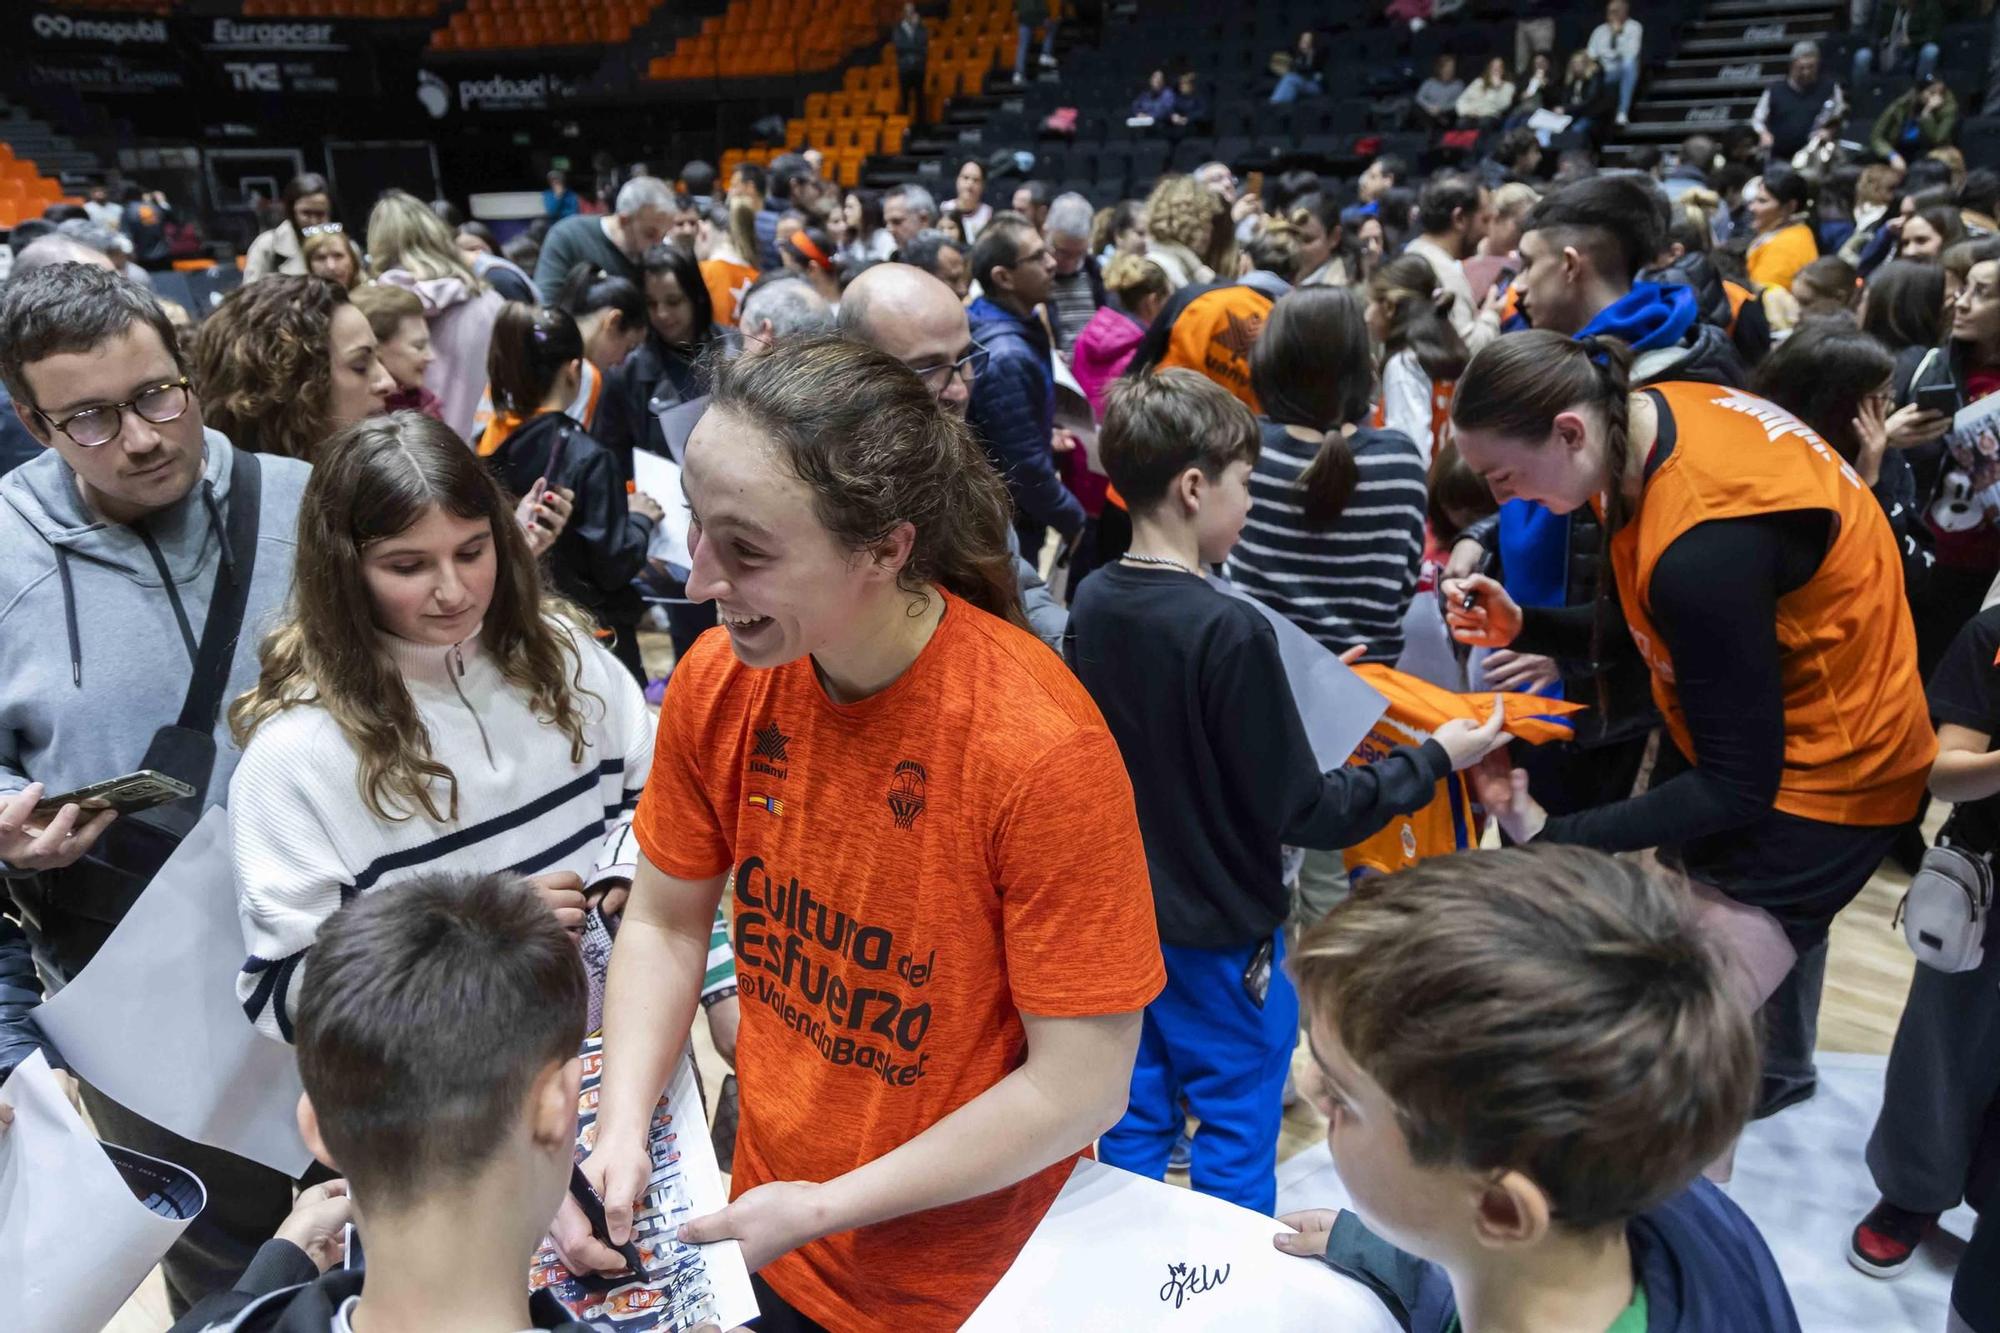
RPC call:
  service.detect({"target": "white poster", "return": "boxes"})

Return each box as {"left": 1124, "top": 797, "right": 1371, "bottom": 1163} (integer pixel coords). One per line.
{"left": 35, "top": 806, "right": 312, "bottom": 1176}
{"left": 964, "top": 1159, "right": 1401, "bottom": 1332}
{"left": 633, "top": 447, "right": 695, "bottom": 578}
{"left": 0, "top": 1050, "right": 206, "bottom": 1333}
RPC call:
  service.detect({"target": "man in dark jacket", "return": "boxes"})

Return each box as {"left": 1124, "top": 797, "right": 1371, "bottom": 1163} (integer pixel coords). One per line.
{"left": 966, "top": 215, "right": 1083, "bottom": 556}
{"left": 893, "top": 2, "right": 928, "bottom": 125}
{"left": 1752, "top": 41, "right": 1846, "bottom": 162}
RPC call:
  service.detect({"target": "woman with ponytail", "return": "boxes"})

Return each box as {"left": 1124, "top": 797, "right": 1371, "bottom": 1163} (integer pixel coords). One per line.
{"left": 1226, "top": 286, "right": 1426, "bottom": 662}
{"left": 1442, "top": 329, "right": 1934, "bottom": 1096}
{"left": 1366, "top": 252, "right": 1470, "bottom": 465}
{"left": 556, "top": 336, "right": 1167, "bottom": 1330}
{"left": 481, "top": 302, "right": 664, "bottom": 683}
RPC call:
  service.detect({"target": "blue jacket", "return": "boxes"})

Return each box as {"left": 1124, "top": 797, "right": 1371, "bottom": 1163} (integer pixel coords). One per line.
{"left": 1320, "top": 1178, "right": 1801, "bottom": 1333}
{"left": 966, "top": 296, "right": 1084, "bottom": 540}
{"left": 541, "top": 187, "right": 579, "bottom": 222}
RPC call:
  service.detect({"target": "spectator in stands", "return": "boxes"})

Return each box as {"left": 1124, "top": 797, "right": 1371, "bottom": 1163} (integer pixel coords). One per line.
{"left": 884, "top": 182, "right": 940, "bottom": 254}
{"left": 1100, "top": 198, "right": 1148, "bottom": 263}
{"left": 1586, "top": 0, "right": 1644, "bottom": 127}
{"left": 1044, "top": 192, "right": 1105, "bottom": 354}
{"left": 1753, "top": 40, "right": 1846, "bottom": 163}
{"left": 1872, "top": 77, "right": 1958, "bottom": 173}
{"left": 1012, "top": 180, "right": 1054, "bottom": 232}
{"left": 531, "top": 175, "right": 675, "bottom": 304}
{"left": 1287, "top": 193, "right": 1350, "bottom": 287}
{"left": 946, "top": 158, "right": 994, "bottom": 243}
{"left": 1456, "top": 57, "right": 1517, "bottom": 130}
{"left": 367, "top": 190, "right": 505, "bottom": 443}
{"left": 1746, "top": 164, "right": 1821, "bottom": 291}
{"left": 1144, "top": 174, "right": 1216, "bottom": 289}
{"left": 1366, "top": 253, "right": 1470, "bottom": 464}
{"left": 1342, "top": 153, "right": 1407, "bottom": 228}
{"left": 837, "top": 188, "right": 895, "bottom": 265}
{"left": 1415, "top": 53, "right": 1465, "bottom": 128}
{"left": 1505, "top": 49, "right": 1557, "bottom": 128}
{"left": 245, "top": 172, "right": 334, "bottom": 282}
{"left": 1466, "top": 180, "right": 1541, "bottom": 298}
{"left": 700, "top": 196, "right": 763, "bottom": 326}
{"left": 1553, "top": 50, "right": 1614, "bottom": 143}
{"left": 1132, "top": 68, "right": 1177, "bottom": 121}
{"left": 778, "top": 225, "right": 842, "bottom": 304}
{"left": 83, "top": 183, "right": 122, "bottom": 233}
{"left": 299, "top": 228, "right": 360, "bottom": 293}
{"left": 120, "top": 187, "right": 173, "bottom": 270}
{"left": 895, "top": 2, "right": 929, "bottom": 124}
{"left": 1407, "top": 173, "right": 1498, "bottom": 350}
{"left": 1899, "top": 203, "right": 1964, "bottom": 261}
{"left": 543, "top": 168, "right": 579, "bottom": 222}
{"left": 755, "top": 154, "right": 812, "bottom": 267}
{"left": 905, "top": 229, "right": 972, "bottom": 300}
{"left": 194, "top": 277, "right": 393, "bottom": 464}
{"left": 1479, "top": 128, "right": 1544, "bottom": 188}
{"left": 1014, "top": 0, "right": 1057, "bottom": 83}
{"left": 1853, "top": 0, "right": 1943, "bottom": 85}
{"left": 680, "top": 159, "right": 716, "bottom": 203}
{"left": 1169, "top": 71, "right": 1211, "bottom": 133}
{"left": 1271, "top": 29, "right": 1326, "bottom": 103}
{"left": 597, "top": 243, "right": 719, "bottom": 474}
{"left": 1789, "top": 255, "right": 1862, "bottom": 321}
{"left": 967, "top": 215, "right": 1080, "bottom": 554}
{"left": 349, "top": 285, "right": 442, "bottom": 422}
{"left": 1664, "top": 133, "right": 1717, "bottom": 202}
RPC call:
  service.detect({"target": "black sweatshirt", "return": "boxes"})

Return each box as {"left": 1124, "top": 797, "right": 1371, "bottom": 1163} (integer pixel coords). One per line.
{"left": 1067, "top": 564, "right": 1449, "bottom": 949}
{"left": 1520, "top": 507, "right": 1829, "bottom": 852}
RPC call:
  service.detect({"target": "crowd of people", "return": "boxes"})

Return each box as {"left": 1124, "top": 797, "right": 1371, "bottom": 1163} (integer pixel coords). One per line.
{"left": 0, "top": 2, "right": 1998, "bottom": 1331}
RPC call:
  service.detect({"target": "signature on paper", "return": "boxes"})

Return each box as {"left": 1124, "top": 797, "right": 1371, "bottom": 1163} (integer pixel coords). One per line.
{"left": 1159, "top": 1261, "right": 1231, "bottom": 1308}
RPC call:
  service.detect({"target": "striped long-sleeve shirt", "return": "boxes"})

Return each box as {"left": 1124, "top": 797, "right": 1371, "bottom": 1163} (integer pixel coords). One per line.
{"left": 1226, "top": 421, "right": 1428, "bottom": 662}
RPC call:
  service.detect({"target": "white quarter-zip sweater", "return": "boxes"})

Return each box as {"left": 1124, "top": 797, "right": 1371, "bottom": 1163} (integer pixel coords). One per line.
{"left": 233, "top": 622, "right": 652, "bottom": 1041}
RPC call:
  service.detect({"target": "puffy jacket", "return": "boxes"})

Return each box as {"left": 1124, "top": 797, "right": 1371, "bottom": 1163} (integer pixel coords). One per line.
{"left": 1641, "top": 252, "right": 1732, "bottom": 334}
{"left": 967, "top": 295, "right": 1083, "bottom": 539}
{"left": 0, "top": 912, "right": 48, "bottom": 1078}
{"left": 1070, "top": 305, "right": 1146, "bottom": 415}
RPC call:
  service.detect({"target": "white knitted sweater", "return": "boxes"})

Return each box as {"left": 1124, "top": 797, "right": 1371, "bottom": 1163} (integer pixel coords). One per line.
{"left": 232, "top": 623, "right": 652, "bottom": 1040}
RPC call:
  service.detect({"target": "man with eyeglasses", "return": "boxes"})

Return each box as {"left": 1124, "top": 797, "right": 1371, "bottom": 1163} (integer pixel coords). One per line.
{"left": 0, "top": 261, "right": 308, "bottom": 1315}
{"left": 963, "top": 214, "right": 1083, "bottom": 562}
{"left": 839, "top": 261, "right": 1067, "bottom": 646}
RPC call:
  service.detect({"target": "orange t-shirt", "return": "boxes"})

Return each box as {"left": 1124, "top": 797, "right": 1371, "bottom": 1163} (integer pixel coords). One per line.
{"left": 1612, "top": 383, "right": 1935, "bottom": 826}
{"left": 700, "top": 257, "right": 760, "bottom": 327}
{"left": 1157, "top": 285, "right": 1272, "bottom": 411}
{"left": 632, "top": 591, "right": 1165, "bottom": 1330}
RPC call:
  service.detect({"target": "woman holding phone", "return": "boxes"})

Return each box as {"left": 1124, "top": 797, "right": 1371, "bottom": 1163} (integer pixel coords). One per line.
{"left": 1441, "top": 330, "right": 1933, "bottom": 1096}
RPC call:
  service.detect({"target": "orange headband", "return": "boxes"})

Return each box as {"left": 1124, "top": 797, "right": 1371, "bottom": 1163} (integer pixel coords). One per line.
{"left": 790, "top": 231, "right": 833, "bottom": 270}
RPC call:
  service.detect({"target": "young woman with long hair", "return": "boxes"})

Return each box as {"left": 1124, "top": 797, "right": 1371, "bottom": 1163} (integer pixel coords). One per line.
{"left": 244, "top": 172, "right": 333, "bottom": 281}
{"left": 479, "top": 303, "right": 664, "bottom": 684}
{"left": 598, "top": 242, "right": 722, "bottom": 477}
{"left": 554, "top": 263, "right": 649, "bottom": 379}
{"left": 228, "top": 412, "right": 732, "bottom": 1050}
{"left": 554, "top": 336, "right": 1165, "bottom": 1330}
{"left": 1226, "top": 285, "right": 1426, "bottom": 662}
{"left": 699, "top": 196, "right": 763, "bottom": 328}
{"left": 1443, "top": 330, "right": 1934, "bottom": 1114}
{"left": 1365, "top": 252, "right": 1471, "bottom": 464}
{"left": 193, "top": 275, "right": 393, "bottom": 464}
{"left": 365, "top": 189, "right": 505, "bottom": 441}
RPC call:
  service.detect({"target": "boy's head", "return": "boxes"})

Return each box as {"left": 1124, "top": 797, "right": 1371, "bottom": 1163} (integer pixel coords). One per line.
{"left": 295, "top": 872, "right": 586, "bottom": 1224}
{"left": 1292, "top": 845, "right": 1755, "bottom": 1262}
{"left": 1099, "top": 368, "right": 1259, "bottom": 564}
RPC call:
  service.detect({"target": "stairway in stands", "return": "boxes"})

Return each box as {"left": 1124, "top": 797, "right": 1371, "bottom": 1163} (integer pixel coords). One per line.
{"left": 1608, "top": 0, "right": 1843, "bottom": 161}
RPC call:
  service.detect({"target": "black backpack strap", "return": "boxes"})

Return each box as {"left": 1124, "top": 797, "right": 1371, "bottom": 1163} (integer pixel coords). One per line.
{"left": 176, "top": 448, "right": 261, "bottom": 734}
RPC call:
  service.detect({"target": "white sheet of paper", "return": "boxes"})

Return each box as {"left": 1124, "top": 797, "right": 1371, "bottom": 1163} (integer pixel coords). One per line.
{"left": 0, "top": 1050, "right": 206, "bottom": 1333}
{"left": 1210, "top": 577, "right": 1388, "bottom": 770}
{"left": 35, "top": 807, "right": 311, "bottom": 1176}
{"left": 964, "top": 1159, "right": 1401, "bottom": 1332}
{"left": 632, "top": 447, "right": 694, "bottom": 576}
{"left": 663, "top": 1050, "right": 758, "bottom": 1326}
{"left": 1050, "top": 354, "right": 1106, "bottom": 478}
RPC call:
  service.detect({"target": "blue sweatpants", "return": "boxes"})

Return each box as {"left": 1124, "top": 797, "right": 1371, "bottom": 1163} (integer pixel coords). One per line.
{"left": 1099, "top": 931, "right": 1297, "bottom": 1214}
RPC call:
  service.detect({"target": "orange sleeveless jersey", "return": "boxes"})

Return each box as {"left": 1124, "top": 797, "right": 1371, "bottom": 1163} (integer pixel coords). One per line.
{"left": 1611, "top": 383, "right": 1935, "bottom": 826}
{"left": 701, "top": 257, "right": 760, "bottom": 327}
{"left": 1341, "top": 665, "right": 1585, "bottom": 878}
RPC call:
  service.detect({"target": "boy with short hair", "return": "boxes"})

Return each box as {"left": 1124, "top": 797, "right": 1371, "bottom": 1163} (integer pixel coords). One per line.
{"left": 1066, "top": 368, "right": 1509, "bottom": 1212}
{"left": 170, "top": 871, "right": 599, "bottom": 1332}
{"left": 1275, "top": 845, "right": 1801, "bottom": 1332}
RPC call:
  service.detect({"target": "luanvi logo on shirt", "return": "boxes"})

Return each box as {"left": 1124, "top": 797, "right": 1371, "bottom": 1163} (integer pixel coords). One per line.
{"left": 887, "top": 759, "right": 927, "bottom": 829}
{"left": 750, "top": 722, "right": 790, "bottom": 780}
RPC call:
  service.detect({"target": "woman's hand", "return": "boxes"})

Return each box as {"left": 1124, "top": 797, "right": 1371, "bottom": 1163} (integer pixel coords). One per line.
{"left": 1441, "top": 573, "right": 1523, "bottom": 647}
{"left": 678, "top": 1179, "right": 830, "bottom": 1273}
{"left": 1853, "top": 394, "right": 1890, "bottom": 486}
{"left": 1273, "top": 1209, "right": 1339, "bottom": 1259}
{"left": 1481, "top": 649, "right": 1560, "bottom": 693}
{"left": 275, "top": 1180, "right": 354, "bottom": 1274}
{"left": 1469, "top": 752, "right": 1549, "bottom": 843}
{"left": 1884, "top": 403, "right": 1951, "bottom": 450}
{"left": 1431, "top": 696, "right": 1514, "bottom": 771}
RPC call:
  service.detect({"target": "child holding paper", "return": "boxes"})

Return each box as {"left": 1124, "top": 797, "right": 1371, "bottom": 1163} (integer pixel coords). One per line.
{"left": 1064, "top": 368, "right": 1513, "bottom": 1213}
{"left": 1275, "top": 845, "right": 1801, "bottom": 1332}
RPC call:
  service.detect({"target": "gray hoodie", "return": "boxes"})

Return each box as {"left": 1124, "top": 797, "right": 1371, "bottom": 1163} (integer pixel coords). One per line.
{"left": 0, "top": 428, "right": 308, "bottom": 843}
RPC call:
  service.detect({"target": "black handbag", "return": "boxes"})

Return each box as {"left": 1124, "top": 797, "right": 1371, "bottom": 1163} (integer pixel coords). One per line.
{"left": 15, "top": 451, "right": 262, "bottom": 968}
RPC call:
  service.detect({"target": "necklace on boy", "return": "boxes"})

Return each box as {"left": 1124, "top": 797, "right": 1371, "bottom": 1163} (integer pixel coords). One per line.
{"left": 1121, "top": 552, "right": 1202, "bottom": 577}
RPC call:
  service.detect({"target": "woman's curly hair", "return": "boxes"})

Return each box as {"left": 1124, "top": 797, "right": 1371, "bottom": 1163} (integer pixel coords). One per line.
{"left": 193, "top": 274, "right": 346, "bottom": 464}
{"left": 1144, "top": 173, "right": 1216, "bottom": 256}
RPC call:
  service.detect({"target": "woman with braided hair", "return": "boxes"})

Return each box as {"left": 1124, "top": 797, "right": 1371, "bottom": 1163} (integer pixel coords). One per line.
{"left": 1441, "top": 328, "right": 1934, "bottom": 1110}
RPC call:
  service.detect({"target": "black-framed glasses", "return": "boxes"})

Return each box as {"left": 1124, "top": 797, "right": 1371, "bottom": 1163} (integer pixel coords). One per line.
{"left": 910, "top": 341, "right": 990, "bottom": 395}
{"left": 35, "top": 378, "right": 193, "bottom": 448}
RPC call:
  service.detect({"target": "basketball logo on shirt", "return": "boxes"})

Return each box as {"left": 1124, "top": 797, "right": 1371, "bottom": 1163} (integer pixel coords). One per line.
{"left": 750, "top": 722, "right": 791, "bottom": 780}
{"left": 887, "top": 760, "right": 927, "bottom": 829}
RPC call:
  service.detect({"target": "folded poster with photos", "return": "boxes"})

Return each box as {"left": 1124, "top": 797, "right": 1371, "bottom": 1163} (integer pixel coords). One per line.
{"left": 0, "top": 1050, "right": 208, "bottom": 1333}
{"left": 529, "top": 1036, "right": 758, "bottom": 1331}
